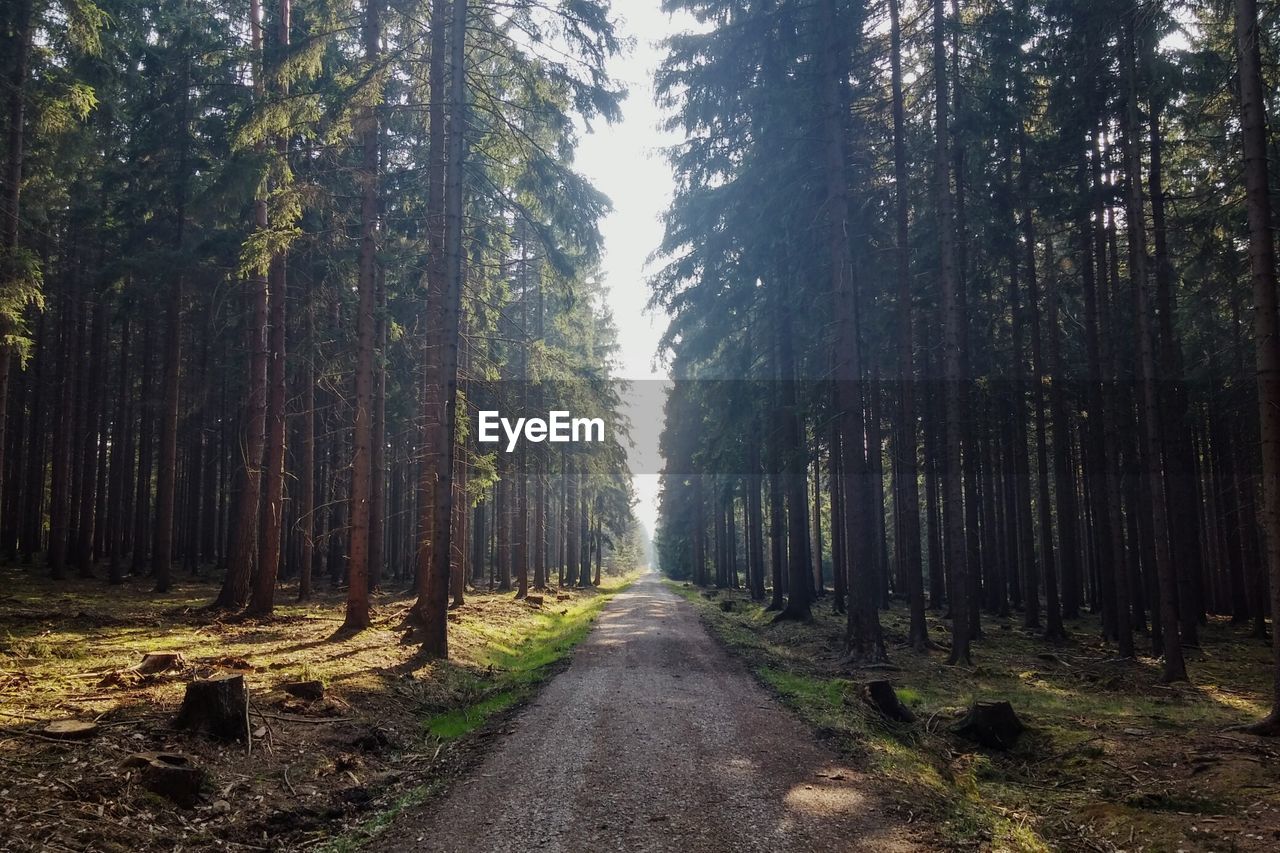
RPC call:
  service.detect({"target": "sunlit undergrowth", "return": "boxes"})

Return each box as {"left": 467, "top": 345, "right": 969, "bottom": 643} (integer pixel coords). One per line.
{"left": 423, "top": 580, "right": 630, "bottom": 740}
{"left": 668, "top": 580, "right": 1280, "bottom": 852}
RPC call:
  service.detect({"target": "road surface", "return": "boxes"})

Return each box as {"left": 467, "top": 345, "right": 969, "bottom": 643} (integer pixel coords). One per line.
{"left": 387, "top": 573, "right": 919, "bottom": 852}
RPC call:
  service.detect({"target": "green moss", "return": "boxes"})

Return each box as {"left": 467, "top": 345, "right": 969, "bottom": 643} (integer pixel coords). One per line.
{"left": 426, "top": 689, "right": 522, "bottom": 739}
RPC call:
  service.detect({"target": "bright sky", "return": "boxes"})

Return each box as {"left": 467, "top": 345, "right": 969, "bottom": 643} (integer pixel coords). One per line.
{"left": 574, "top": 1, "right": 692, "bottom": 539}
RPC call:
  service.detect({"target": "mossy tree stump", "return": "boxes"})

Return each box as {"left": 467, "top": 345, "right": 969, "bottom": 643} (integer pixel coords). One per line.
{"left": 859, "top": 680, "right": 916, "bottom": 723}
{"left": 952, "top": 700, "right": 1024, "bottom": 749}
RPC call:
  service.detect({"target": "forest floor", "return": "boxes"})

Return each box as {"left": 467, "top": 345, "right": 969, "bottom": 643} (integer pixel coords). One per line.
{"left": 0, "top": 565, "right": 634, "bottom": 852}
{"left": 670, "top": 582, "right": 1280, "bottom": 852}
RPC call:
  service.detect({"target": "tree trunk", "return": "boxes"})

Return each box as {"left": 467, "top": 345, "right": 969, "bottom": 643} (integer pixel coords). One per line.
{"left": 1121, "top": 14, "right": 1184, "bottom": 682}
{"left": 1146, "top": 57, "right": 1202, "bottom": 648}
{"left": 75, "top": 300, "right": 106, "bottom": 578}
{"left": 216, "top": 0, "right": 270, "bottom": 611}
{"left": 933, "top": 0, "right": 970, "bottom": 665}
{"left": 815, "top": 0, "right": 877, "bottom": 650}
{"left": 889, "top": 0, "right": 926, "bottom": 651}
{"left": 344, "top": 0, "right": 379, "bottom": 632}
{"left": 1017, "top": 124, "right": 1064, "bottom": 641}
{"left": 298, "top": 270, "right": 315, "bottom": 600}
{"left": 414, "top": 0, "right": 467, "bottom": 656}
{"left": 1237, "top": 0, "right": 1280, "bottom": 731}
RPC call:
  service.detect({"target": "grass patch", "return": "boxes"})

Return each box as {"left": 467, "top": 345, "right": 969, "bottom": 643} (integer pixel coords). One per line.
{"left": 426, "top": 689, "right": 523, "bottom": 739}
{"left": 421, "top": 574, "right": 633, "bottom": 740}
{"left": 666, "top": 579, "right": 1280, "bottom": 852}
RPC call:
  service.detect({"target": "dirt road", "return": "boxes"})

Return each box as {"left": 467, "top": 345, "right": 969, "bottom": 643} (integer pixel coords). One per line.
{"left": 387, "top": 573, "right": 919, "bottom": 852}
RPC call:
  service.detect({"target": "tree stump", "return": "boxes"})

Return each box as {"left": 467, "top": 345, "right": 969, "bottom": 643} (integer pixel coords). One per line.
{"left": 124, "top": 752, "right": 205, "bottom": 807}
{"left": 174, "top": 673, "right": 249, "bottom": 741}
{"left": 859, "top": 680, "right": 915, "bottom": 723}
{"left": 952, "top": 700, "right": 1024, "bottom": 749}
{"left": 42, "top": 719, "right": 99, "bottom": 740}
{"left": 134, "top": 652, "right": 185, "bottom": 675}
{"left": 282, "top": 680, "right": 324, "bottom": 701}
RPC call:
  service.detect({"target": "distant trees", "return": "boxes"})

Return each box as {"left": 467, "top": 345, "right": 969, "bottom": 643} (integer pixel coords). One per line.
{"left": 653, "top": 0, "right": 1280, "bottom": 718}
{"left": 0, "top": 0, "right": 638, "bottom": 657}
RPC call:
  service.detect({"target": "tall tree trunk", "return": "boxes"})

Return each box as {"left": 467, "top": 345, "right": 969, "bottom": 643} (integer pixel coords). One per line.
{"left": 827, "top": 421, "right": 846, "bottom": 612}
{"left": 249, "top": 0, "right": 291, "bottom": 616}
{"left": 1121, "top": 13, "right": 1184, "bottom": 682}
{"left": 774, "top": 277, "right": 812, "bottom": 622}
{"left": 345, "top": 0, "right": 379, "bottom": 632}
{"left": 131, "top": 314, "right": 156, "bottom": 575}
{"left": 811, "top": 448, "right": 824, "bottom": 595}
{"left": 370, "top": 265, "right": 387, "bottom": 592}
{"left": 298, "top": 270, "right": 315, "bottom": 600}
{"left": 816, "top": 0, "right": 879, "bottom": 652}
{"left": 567, "top": 454, "right": 581, "bottom": 586}
{"left": 1091, "top": 135, "right": 1134, "bottom": 657}
{"left": 216, "top": 0, "right": 270, "bottom": 610}
{"left": 1237, "top": 0, "right": 1280, "bottom": 731}
{"left": 889, "top": 0, "right": 927, "bottom": 651}
{"left": 49, "top": 286, "right": 81, "bottom": 579}
{"left": 515, "top": 230, "right": 530, "bottom": 598}
{"left": 108, "top": 318, "right": 131, "bottom": 583}
{"left": 1017, "top": 126, "right": 1064, "bottom": 641}
{"left": 153, "top": 31, "right": 192, "bottom": 593}
{"left": 1048, "top": 225, "right": 1082, "bottom": 620}
{"left": 75, "top": 300, "right": 105, "bottom": 578}
{"left": 415, "top": 0, "right": 468, "bottom": 655}
{"left": 933, "top": 0, "right": 970, "bottom": 665}
{"left": 1006, "top": 146, "right": 1038, "bottom": 632}
{"left": 1146, "top": 52, "right": 1202, "bottom": 648}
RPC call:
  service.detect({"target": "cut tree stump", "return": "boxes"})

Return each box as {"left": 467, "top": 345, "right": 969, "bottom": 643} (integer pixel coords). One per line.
{"left": 282, "top": 680, "right": 324, "bottom": 701}
{"left": 952, "top": 700, "right": 1024, "bottom": 749}
{"left": 42, "top": 719, "right": 99, "bottom": 740}
{"left": 124, "top": 752, "right": 205, "bottom": 807}
{"left": 134, "top": 652, "right": 185, "bottom": 675}
{"left": 859, "top": 680, "right": 915, "bottom": 723}
{"left": 174, "top": 673, "right": 249, "bottom": 741}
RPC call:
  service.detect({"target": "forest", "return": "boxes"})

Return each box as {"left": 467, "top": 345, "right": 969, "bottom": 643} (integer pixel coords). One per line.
{"left": 3, "top": 0, "right": 1280, "bottom": 850}
{"left": 649, "top": 0, "right": 1280, "bottom": 846}
{"left": 0, "top": 0, "right": 648, "bottom": 848}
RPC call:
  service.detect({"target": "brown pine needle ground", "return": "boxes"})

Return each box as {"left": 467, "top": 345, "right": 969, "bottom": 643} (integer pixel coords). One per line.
{"left": 0, "top": 566, "right": 635, "bottom": 852}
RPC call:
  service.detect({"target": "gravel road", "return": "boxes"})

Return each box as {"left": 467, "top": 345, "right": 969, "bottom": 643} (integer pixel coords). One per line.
{"left": 386, "top": 573, "right": 919, "bottom": 852}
